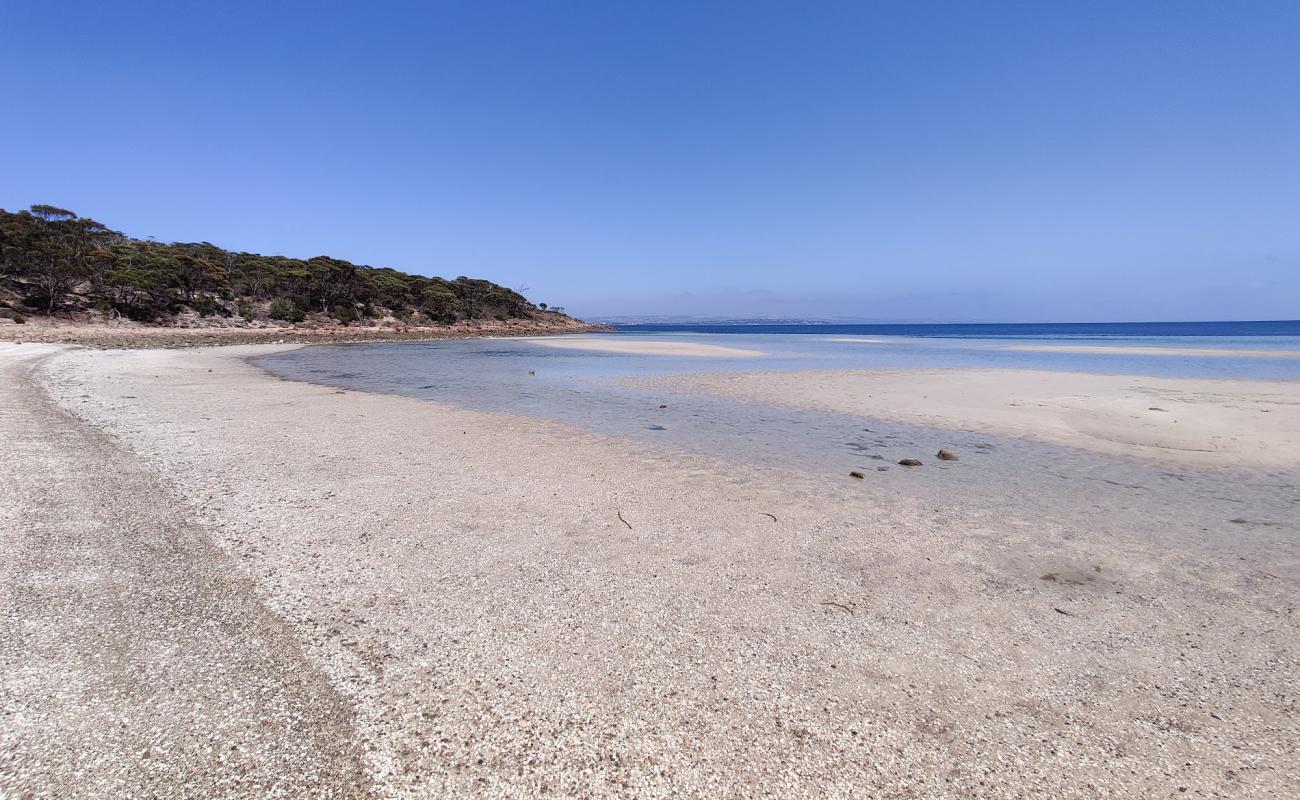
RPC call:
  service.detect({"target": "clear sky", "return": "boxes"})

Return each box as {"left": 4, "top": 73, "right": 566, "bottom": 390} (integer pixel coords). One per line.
{"left": 3, "top": 1, "right": 1298, "bottom": 322}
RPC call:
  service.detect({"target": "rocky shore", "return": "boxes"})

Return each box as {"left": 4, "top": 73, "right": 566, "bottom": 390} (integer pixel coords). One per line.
{"left": 0, "top": 317, "right": 610, "bottom": 349}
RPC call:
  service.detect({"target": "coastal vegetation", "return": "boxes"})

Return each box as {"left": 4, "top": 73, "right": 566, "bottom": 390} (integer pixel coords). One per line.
{"left": 0, "top": 204, "right": 560, "bottom": 326}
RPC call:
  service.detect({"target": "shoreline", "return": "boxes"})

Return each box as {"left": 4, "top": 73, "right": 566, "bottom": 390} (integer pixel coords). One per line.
{"left": 0, "top": 318, "right": 611, "bottom": 349}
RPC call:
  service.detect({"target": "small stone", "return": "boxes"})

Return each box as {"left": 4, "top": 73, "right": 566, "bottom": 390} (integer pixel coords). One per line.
{"left": 899, "top": 458, "right": 923, "bottom": 467}
{"left": 849, "top": 471, "right": 865, "bottom": 479}
{"left": 936, "top": 449, "right": 957, "bottom": 461}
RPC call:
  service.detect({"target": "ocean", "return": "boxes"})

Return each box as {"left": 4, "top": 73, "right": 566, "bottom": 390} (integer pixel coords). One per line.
{"left": 613, "top": 319, "right": 1300, "bottom": 339}
{"left": 256, "top": 320, "right": 1299, "bottom": 474}
{"left": 256, "top": 325, "right": 1298, "bottom": 555}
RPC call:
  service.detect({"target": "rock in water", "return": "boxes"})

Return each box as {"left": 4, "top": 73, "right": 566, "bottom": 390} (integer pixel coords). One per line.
{"left": 936, "top": 449, "right": 957, "bottom": 461}
{"left": 849, "top": 471, "right": 865, "bottom": 479}
{"left": 899, "top": 458, "right": 923, "bottom": 467}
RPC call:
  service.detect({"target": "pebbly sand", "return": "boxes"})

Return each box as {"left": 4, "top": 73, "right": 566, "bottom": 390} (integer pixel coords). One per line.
{"left": 628, "top": 368, "right": 1300, "bottom": 470}
{"left": 2, "top": 343, "right": 1298, "bottom": 798}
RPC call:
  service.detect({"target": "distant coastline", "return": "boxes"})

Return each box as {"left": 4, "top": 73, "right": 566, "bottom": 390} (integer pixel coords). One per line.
{"left": 608, "top": 319, "right": 1300, "bottom": 338}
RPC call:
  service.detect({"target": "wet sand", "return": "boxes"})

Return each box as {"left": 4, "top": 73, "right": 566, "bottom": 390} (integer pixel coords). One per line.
{"left": 527, "top": 337, "right": 767, "bottom": 357}
{"left": 629, "top": 368, "right": 1300, "bottom": 470}
{"left": 2, "top": 343, "right": 1298, "bottom": 798}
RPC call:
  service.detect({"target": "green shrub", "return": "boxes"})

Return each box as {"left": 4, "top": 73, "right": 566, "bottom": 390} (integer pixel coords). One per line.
{"left": 119, "top": 303, "right": 160, "bottom": 322}
{"left": 332, "top": 303, "right": 361, "bottom": 324}
{"left": 190, "top": 296, "right": 219, "bottom": 316}
{"left": 268, "top": 298, "right": 306, "bottom": 323}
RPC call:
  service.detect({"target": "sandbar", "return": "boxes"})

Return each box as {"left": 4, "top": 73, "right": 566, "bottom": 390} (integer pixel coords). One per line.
{"left": 528, "top": 337, "right": 766, "bottom": 357}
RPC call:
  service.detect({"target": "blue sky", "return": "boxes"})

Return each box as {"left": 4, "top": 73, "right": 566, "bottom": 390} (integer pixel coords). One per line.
{"left": 3, "top": 1, "right": 1298, "bottom": 321}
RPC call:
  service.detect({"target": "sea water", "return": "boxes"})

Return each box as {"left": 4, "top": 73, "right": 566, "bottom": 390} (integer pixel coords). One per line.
{"left": 256, "top": 324, "right": 1300, "bottom": 550}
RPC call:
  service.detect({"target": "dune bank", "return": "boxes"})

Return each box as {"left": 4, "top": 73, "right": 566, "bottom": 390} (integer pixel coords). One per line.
{"left": 2, "top": 344, "right": 1297, "bottom": 798}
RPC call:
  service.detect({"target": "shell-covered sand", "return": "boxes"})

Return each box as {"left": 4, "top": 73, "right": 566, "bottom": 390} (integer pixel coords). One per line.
{"left": 2, "top": 343, "right": 1297, "bottom": 798}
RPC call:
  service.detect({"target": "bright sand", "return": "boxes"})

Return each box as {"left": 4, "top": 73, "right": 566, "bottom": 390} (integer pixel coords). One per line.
{"left": 3, "top": 344, "right": 1297, "bottom": 798}
{"left": 629, "top": 367, "right": 1300, "bottom": 470}
{"left": 526, "top": 337, "right": 767, "bottom": 357}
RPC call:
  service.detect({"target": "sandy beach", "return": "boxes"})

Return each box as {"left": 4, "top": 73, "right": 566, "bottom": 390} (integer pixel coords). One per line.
{"left": 3, "top": 343, "right": 1298, "bottom": 798}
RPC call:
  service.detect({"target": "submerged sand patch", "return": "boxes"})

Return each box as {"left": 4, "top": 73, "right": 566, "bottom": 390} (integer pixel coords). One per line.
{"left": 628, "top": 367, "right": 1300, "bottom": 470}
{"left": 528, "top": 337, "right": 767, "bottom": 357}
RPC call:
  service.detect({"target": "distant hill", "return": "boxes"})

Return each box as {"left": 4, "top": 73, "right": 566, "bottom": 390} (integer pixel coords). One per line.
{"left": 0, "top": 204, "right": 575, "bottom": 327}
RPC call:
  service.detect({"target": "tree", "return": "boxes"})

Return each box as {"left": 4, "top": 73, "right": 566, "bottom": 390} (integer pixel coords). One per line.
{"left": 0, "top": 205, "right": 553, "bottom": 324}
{"left": 13, "top": 206, "right": 110, "bottom": 312}
{"left": 420, "top": 283, "right": 461, "bottom": 322}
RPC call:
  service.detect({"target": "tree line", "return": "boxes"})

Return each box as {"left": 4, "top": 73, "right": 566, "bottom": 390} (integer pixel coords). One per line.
{"left": 0, "top": 204, "right": 551, "bottom": 325}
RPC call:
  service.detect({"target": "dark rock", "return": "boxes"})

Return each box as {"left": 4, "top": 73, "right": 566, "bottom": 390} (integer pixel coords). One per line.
{"left": 849, "top": 471, "right": 865, "bottom": 479}
{"left": 899, "top": 458, "right": 923, "bottom": 467}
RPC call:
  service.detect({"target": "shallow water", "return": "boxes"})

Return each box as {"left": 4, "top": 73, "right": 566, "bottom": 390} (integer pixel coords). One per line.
{"left": 256, "top": 333, "right": 1300, "bottom": 559}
